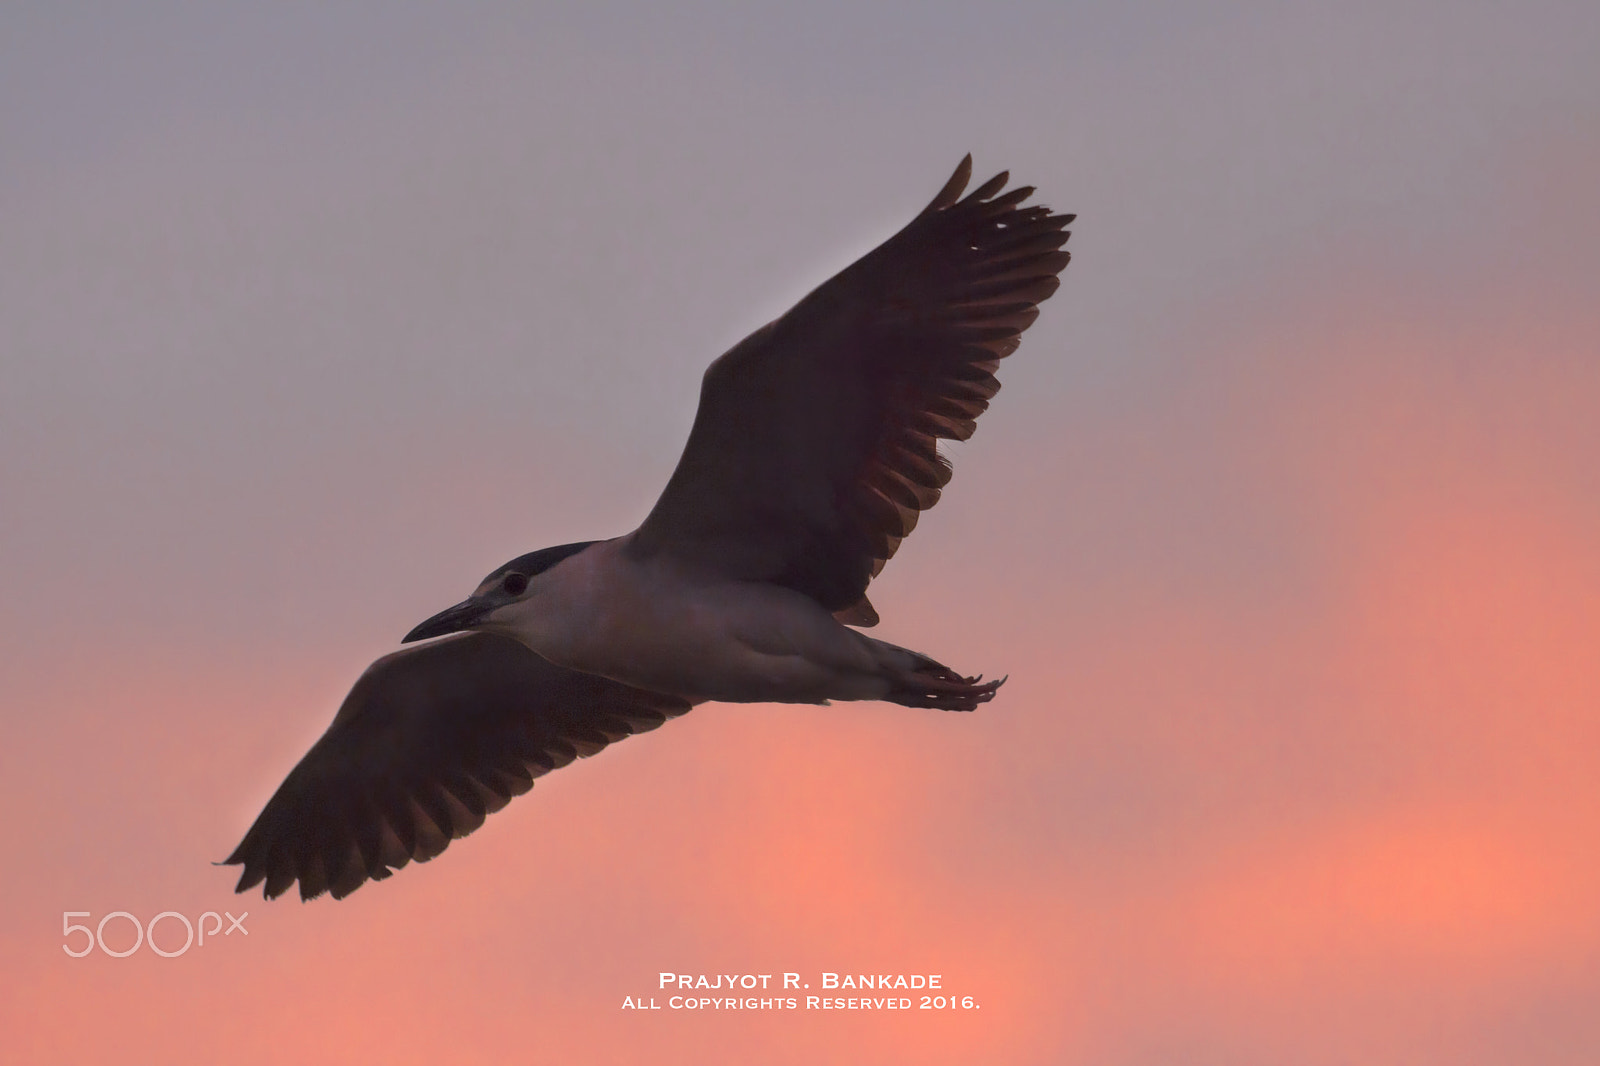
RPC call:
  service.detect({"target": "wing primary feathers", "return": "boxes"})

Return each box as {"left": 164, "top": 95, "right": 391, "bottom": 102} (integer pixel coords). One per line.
{"left": 916, "top": 155, "right": 974, "bottom": 217}
{"left": 630, "top": 156, "right": 1070, "bottom": 610}
{"left": 962, "top": 170, "right": 1010, "bottom": 203}
{"left": 224, "top": 633, "right": 694, "bottom": 901}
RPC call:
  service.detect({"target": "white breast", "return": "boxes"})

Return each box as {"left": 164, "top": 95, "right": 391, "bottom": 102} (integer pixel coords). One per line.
{"left": 487, "top": 536, "right": 890, "bottom": 704}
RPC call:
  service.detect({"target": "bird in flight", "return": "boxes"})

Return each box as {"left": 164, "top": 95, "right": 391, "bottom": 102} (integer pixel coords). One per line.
{"left": 226, "top": 156, "right": 1073, "bottom": 900}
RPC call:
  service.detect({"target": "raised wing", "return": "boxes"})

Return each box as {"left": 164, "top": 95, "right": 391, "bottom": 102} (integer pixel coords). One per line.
{"left": 629, "top": 156, "right": 1072, "bottom": 622}
{"left": 225, "top": 632, "right": 693, "bottom": 901}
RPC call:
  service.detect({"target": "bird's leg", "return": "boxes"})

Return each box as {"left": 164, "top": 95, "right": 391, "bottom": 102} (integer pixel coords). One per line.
{"left": 889, "top": 669, "right": 998, "bottom": 710}
{"left": 883, "top": 665, "right": 1005, "bottom": 712}
{"left": 859, "top": 637, "right": 1005, "bottom": 711}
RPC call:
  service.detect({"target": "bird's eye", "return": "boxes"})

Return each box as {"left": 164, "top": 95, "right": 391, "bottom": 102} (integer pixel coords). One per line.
{"left": 502, "top": 573, "right": 529, "bottom": 596}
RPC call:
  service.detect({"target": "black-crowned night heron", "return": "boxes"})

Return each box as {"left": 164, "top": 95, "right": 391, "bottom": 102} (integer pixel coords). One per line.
{"left": 226, "top": 156, "right": 1073, "bottom": 900}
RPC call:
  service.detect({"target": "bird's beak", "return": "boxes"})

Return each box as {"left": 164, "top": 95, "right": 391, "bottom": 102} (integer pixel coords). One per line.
{"left": 402, "top": 598, "right": 490, "bottom": 643}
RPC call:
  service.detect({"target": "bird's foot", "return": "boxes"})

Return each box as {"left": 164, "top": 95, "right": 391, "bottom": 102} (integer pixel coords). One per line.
{"left": 887, "top": 665, "right": 1006, "bottom": 712}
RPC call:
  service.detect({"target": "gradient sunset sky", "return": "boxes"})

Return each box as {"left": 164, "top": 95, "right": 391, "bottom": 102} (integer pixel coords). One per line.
{"left": 4, "top": 3, "right": 1599, "bottom": 1063}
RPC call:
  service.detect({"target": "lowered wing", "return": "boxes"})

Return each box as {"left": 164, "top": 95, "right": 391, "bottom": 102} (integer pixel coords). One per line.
{"left": 225, "top": 632, "right": 692, "bottom": 901}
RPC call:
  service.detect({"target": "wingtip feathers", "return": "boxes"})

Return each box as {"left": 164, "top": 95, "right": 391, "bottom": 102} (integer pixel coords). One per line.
{"left": 921, "top": 155, "right": 974, "bottom": 216}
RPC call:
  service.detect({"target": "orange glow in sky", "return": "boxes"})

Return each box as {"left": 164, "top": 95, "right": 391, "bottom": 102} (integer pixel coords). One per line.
{"left": 4, "top": 6, "right": 1599, "bottom": 1063}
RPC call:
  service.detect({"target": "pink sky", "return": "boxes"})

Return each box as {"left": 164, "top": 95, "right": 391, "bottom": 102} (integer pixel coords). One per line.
{"left": 4, "top": 4, "right": 1599, "bottom": 1063}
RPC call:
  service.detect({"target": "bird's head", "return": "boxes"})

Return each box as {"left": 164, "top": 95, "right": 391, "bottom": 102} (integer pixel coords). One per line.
{"left": 402, "top": 540, "right": 597, "bottom": 643}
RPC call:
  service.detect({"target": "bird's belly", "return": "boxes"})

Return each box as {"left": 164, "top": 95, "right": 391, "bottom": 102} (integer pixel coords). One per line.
{"left": 502, "top": 545, "right": 885, "bottom": 704}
